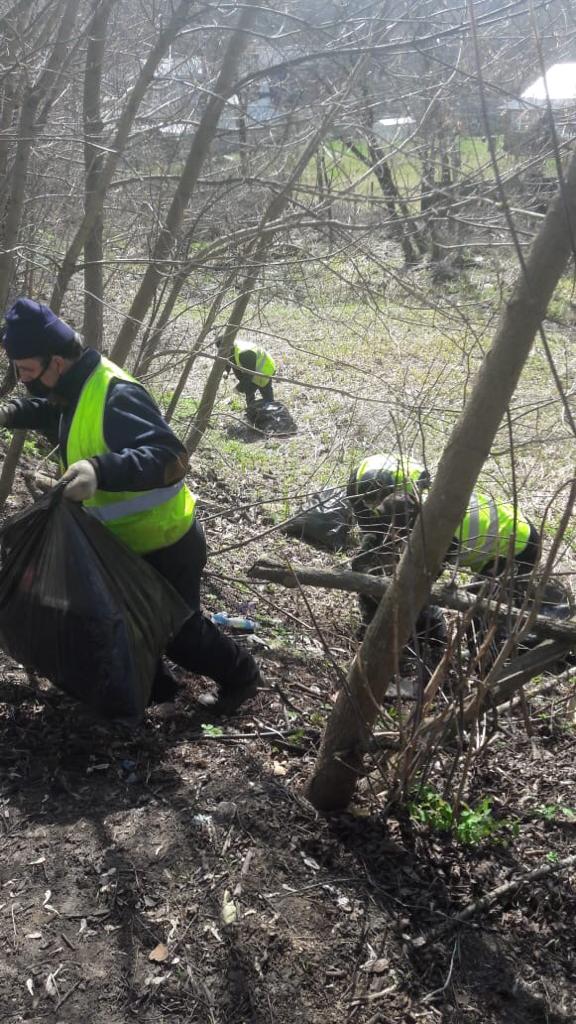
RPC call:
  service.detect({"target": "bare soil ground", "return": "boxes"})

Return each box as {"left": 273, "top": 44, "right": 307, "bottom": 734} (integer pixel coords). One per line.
{"left": 1, "top": 453, "right": 576, "bottom": 1024}
{"left": 1, "top": 284, "right": 576, "bottom": 1023}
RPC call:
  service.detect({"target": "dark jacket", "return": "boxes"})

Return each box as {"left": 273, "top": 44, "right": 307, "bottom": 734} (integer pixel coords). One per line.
{"left": 3, "top": 349, "right": 188, "bottom": 492}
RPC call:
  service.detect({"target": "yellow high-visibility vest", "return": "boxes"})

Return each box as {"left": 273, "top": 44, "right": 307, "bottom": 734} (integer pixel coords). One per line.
{"left": 352, "top": 454, "right": 427, "bottom": 507}
{"left": 66, "top": 356, "right": 196, "bottom": 554}
{"left": 233, "top": 339, "right": 276, "bottom": 388}
{"left": 452, "top": 491, "right": 531, "bottom": 572}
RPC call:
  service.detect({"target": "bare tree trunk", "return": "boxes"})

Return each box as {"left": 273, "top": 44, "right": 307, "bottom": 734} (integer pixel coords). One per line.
{"left": 306, "top": 150, "right": 576, "bottom": 812}
{"left": 0, "top": 0, "right": 38, "bottom": 32}
{"left": 50, "top": 0, "right": 195, "bottom": 314}
{"left": 133, "top": 216, "right": 230, "bottom": 376}
{"left": 0, "top": 430, "right": 26, "bottom": 509}
{"left": 342, "top": 138, "right": 423, "bottom": 263}
{"left": 237, "top": 97, "right": 249, "bottom": 177}
{"left": 82, "top": 0, "right": 115, "bottom": 349}
{"left": 316, "top": 150, "right": 334, "bottom": 245}
{"left": 110, "top": 4, "right": 258, "bottom": 368}
{"left": 0, "top": 0, "right": 81, "bottom": 311}
{"left": 0, "top": 18, "right": 23, "bottom": 189}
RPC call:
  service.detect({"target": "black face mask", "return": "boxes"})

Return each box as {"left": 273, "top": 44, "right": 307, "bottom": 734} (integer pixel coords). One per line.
{"left": 24, "top": 377, "right": 53, "bottom": 398}
{"left": 20, "top": 357, "right": 53, "bottom": 398}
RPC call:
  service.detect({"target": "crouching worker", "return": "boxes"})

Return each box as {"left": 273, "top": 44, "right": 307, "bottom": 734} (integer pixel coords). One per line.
{"left": 229, "top": 337, "right": 276, "bottom": 410}
{"left": 347, "top": 454, "right": 445, "bottom": 670}
{"left": 378, "top": 488, "right": 540, "bottom": 582}
{"left": 346, "top": 453, "right": 430, "bottom": 533}
{"left": 0, "top": 297, "right": 261, "bottom": 715}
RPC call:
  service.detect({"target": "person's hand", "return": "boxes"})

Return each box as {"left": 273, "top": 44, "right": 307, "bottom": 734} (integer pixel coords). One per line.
{"left": 61, "top": 459, "right": 98, "bottom": 502}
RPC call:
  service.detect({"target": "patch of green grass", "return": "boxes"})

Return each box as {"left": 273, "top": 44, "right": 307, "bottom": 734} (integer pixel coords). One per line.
{"left": 546, "top": 274, "right": 576, "bottom": 321}
{"left": 304, "top": 135, "right": 513, "bottom": 207}
{"left": 215, "top": 434, "right": 274, "bottom": 474}
{"left": 171, "top": 395, "right": 199, "bottom": 419}
{"left": 287, "top": 727, "right": 306, "bottom": 745}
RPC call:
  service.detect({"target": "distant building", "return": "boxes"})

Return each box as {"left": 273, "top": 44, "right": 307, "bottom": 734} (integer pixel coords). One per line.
{"left": 503, "top": 62, "right": 576, "bottom": 142}
{"left": 373, "top": 116, "right": 416, "bottom": 144}
{"left": 153, "top": 48, "right": 283, "bottom": 138}
{"left": 520, "top": 62, "right": 576, "bottom": 107}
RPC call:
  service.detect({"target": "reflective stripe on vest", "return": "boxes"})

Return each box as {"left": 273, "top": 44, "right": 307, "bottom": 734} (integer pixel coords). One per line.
{"left": 87, "top": 480, "right": 185, "bottom": 523}
{"left": 356, "top": 454, "right": 424, "bottom": 493}
{"left": 233, "top": 340, "right": 276, "bottom": 388}
{"left": 66, "top": 355, "right": 196, "bottom": 555}
{"left": 453, "top": 492, "right": 531, "bottom": 572}
{"left": 465, "top": 493, "right": 500, "bottom": 563}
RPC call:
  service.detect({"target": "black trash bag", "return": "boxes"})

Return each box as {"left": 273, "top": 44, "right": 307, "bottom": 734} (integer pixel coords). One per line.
{"left": 284, "top": 486, "right": 352, "bottom": 551}
{"left": 0, "top": 488, "right": 191, "bottom": 724}
{"left": 246, "top": 399, "right": 297, "bottom": 435}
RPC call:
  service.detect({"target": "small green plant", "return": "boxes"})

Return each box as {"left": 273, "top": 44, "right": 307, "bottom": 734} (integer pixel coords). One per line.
{"left": 546, "top": 851, "right": 560, "bottom": 864}
{"left": 309, "top": 711, "right": 326, "bottom": 728}
{"left": 457, "top": 798, "right": 519, "bottom": 845}
{"left": 409, "top": 786, "right": 518, "bottom": 846}
{"left": 201, "top": 723, "right": 224, "bottom": 737}
{"left": 287, "top": 728, "right": 306, "bottom": 745}
{"left": 409, "top": 786, "right": 454, "bottom": 833}
{"left": 534, "top": 804, "right": 576, "bottom": 822}
{"left": 23, "top": 438, "right": 41, "bottom": 456}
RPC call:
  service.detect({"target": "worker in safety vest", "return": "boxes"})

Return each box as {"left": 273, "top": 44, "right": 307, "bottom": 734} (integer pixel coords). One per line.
{"left": 0, "top": 298, "right": 261, "bottom": 715}
{"left": 230, "top": 337, "right": 276, "bottom": 409}
{"left": 378, "top": 488, "right": 540, "bottom": 578}
{"left": 347, "top": 453, "right": 430, "bottom": 533}
{"left": 347, "top": 453, "right": 444, "bottom": 666}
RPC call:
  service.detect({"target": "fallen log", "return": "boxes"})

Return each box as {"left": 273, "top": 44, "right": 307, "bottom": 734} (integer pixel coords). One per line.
{"left": 248, "top": 560, "right": 576, "bottom": 646}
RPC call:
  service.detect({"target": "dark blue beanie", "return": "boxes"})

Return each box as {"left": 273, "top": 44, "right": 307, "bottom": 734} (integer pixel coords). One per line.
{"left": 3, "top": 297, "right": 76, "bottom": 359}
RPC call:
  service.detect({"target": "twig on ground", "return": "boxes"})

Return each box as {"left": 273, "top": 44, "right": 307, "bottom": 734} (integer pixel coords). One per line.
{"left": 414, "top": 852, "right": 576, "bottom": 947}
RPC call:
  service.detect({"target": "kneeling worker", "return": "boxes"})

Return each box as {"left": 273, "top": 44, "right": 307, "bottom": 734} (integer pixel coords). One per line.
{"left": 346, "top": 453, "right": 445, "bottom": 666}
{"left": 0, "top": 297, "right": 261, "bottom": 715}
{"left": 230, "top": 336, "right": 276, "bottom": 410}
{"left": 347, "top": 453, "right": 430, "bottom": 534}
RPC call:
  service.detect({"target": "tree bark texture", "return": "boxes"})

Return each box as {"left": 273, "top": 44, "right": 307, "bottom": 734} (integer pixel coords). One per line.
{"left": 0, "top": 430, "right": 27, "bottom": 509}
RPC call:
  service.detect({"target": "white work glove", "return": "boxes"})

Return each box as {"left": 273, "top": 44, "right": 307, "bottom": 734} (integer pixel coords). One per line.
{"left": 61, "top": 459, "right": 98, "bottom": 502}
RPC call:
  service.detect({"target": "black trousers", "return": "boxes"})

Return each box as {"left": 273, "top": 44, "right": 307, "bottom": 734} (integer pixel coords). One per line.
{"left": 144, "top": 518, "right": 259, "bottom": 691}
{"left": 233, "top": 369, "right": 275, "bottom": 407}
{"left": 351, "top": 532, "right": 447, "bottom": 669}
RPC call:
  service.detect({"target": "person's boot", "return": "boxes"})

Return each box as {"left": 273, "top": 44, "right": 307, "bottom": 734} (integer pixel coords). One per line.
{"left": 149, "top": 660, "right": 181, "bottom": 705}
{"left": 196, "top": 671, "right": 260, "bottom": 716}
